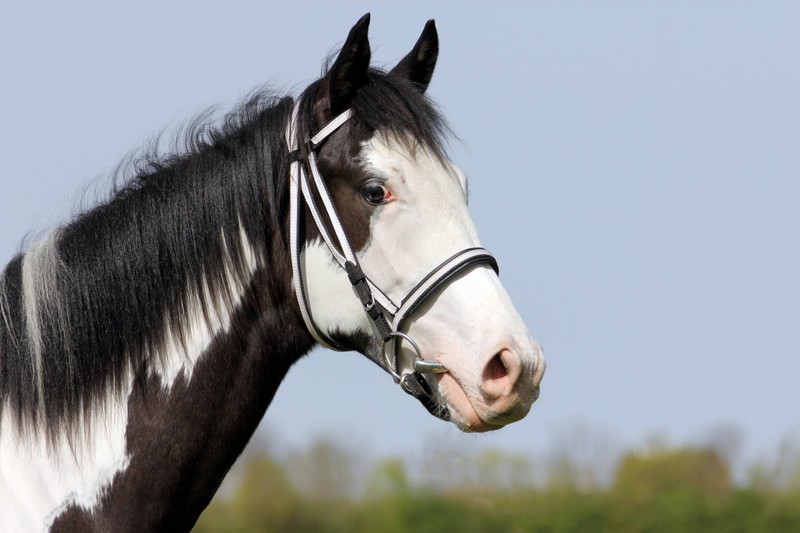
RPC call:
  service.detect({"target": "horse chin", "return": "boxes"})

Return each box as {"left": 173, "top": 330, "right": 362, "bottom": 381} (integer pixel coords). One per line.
{"left": 435, "top": 373, "right": 506, "bottom": 433}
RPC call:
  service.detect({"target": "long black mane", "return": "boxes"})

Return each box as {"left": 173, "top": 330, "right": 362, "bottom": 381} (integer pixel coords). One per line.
{"left": 0, "top": 90, "right": 294, "bottom": 439}
{"left": 0, "top": 69, "right": 448, "bottom": 440}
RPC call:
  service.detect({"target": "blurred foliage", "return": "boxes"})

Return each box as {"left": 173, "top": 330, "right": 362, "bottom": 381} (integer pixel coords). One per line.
{"left": 193, "top": 433, "right": 800, "bottom": 533}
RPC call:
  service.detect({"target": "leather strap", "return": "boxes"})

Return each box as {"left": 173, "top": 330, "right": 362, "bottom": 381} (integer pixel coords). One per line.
{"left": 285, "top": 101, "right": 500, "bottom": 418}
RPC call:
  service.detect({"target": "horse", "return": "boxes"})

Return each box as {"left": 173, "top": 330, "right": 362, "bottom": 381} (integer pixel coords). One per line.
{"left": 0, "top": 14, "right": 545, "bottom": 532}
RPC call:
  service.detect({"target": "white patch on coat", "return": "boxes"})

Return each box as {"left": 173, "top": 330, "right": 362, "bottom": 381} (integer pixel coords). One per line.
{"left": 302, "top": 239, "right": 372, "bottom": 341}
{"left": 148, "top": 224, "right": 260, "bottom": 388}
{"left": 0, "top": 389, "right": 131, "bottom": 532}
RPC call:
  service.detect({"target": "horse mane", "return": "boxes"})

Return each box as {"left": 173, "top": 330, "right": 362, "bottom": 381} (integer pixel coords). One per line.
{"left": 295, "top": 69, "right": 451, "bottom": 165}
{"left": 0, "top": 89, "right": 294, "bottom": 440}
{"left": 0, "top": 69, "right": 449, "bottom": 442}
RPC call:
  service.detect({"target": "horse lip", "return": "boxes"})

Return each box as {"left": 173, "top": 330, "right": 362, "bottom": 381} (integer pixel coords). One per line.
{"left": 436, "top": 368, "right": 539, "bottom": 431}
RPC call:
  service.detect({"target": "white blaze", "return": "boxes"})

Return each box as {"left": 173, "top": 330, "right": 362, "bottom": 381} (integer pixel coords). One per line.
{"left": 304, "top": 133, "right": 544, "bottom": 430}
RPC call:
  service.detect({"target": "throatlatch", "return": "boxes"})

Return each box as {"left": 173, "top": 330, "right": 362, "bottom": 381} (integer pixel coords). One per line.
{"left": 285, "top": 101, "right": 499, "bottom": 418}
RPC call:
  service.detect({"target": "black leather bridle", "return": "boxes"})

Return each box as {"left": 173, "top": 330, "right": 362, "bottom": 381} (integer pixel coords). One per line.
{"left": 286, "top": 103, "right": 499, "bottom": 417}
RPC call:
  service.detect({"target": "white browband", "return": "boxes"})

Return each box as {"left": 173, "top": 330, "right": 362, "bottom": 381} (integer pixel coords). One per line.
{"left": 285, "top": 101, "right": 498, "bottom": 413}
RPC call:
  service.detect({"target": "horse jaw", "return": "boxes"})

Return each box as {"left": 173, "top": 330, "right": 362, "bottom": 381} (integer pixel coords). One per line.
{"left": 302, "top": 132, "right": 545, "bottom": 430}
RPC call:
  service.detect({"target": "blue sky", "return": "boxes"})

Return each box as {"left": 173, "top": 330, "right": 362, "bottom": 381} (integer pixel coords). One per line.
{"left": 2, "top": 2, "right": 798, "bottom": 467}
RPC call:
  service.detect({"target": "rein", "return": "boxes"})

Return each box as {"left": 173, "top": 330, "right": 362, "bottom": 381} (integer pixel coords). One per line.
{"left": 286, "top": 102, "right": 499, "bottom": 417}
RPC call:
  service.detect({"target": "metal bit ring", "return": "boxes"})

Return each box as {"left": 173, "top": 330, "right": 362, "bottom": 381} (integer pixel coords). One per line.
{"left": 382, "top": 331, "right": 448, "bottom": 382}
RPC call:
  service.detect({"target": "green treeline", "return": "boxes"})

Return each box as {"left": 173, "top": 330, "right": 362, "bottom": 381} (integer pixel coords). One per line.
{"left": 194, "top": 432, "right": 800, "bottom": 533}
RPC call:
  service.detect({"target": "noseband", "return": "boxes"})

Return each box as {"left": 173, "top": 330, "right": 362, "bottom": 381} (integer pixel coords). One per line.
{"left": 286, "top": 103, "right": 499, "bottom": 418}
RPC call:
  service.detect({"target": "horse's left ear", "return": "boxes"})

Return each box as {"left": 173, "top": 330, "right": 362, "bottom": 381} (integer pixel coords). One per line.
{"left": 315, "top": 13, "right": 372, "bottom": 124}
{"left": 389, "top": 19, "right": 439, "bottom": 93}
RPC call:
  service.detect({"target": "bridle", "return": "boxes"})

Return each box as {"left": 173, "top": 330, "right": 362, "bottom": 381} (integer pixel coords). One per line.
{"left": 286, "top": 102, "right": 499, "bottom": 418}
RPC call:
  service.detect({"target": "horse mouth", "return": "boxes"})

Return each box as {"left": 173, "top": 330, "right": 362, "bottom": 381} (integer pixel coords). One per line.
{"left": 435, "top": 373, "right": 509, "bottom": 433}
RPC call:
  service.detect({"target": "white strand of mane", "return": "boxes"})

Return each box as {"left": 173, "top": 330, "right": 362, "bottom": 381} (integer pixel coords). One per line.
{"left": 21, "top": 232, "right": 68, "bottom": 416}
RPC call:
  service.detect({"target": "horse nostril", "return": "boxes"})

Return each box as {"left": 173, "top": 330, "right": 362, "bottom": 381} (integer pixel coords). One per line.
{"left": 481, "top": 349, "right": 520, "bottom": 401}
{"left": 485, "top": 352, "right": 509, "bottom": 381}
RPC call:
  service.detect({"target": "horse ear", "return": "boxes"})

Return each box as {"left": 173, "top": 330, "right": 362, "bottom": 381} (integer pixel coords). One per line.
{"left": 389, "top": 19, "right": 438, "bottom": 93}
{"left": 315, "top": 13, "right": 371, "bottom": 124}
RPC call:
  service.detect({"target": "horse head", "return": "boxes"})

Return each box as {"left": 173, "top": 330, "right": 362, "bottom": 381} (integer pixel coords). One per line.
{"left": 290, "top": 14, "right": 545, "bottom": 432}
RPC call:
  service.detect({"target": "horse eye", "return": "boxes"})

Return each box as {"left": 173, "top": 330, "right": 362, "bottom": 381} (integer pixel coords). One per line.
{"left": 361, "top": 182, "right": 389, "bottom": 206}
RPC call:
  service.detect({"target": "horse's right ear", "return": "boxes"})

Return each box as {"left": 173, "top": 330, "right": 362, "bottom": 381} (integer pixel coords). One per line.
{"left": 389, "top": 19, "right": 438, "bottom": 93}
{"left": 314, "top": 13, "right": 371, "bottom": 126}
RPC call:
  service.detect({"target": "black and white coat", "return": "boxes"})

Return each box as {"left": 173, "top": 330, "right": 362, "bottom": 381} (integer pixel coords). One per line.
{"left": 0, "top": 15, "right": 544, "bottom": 532}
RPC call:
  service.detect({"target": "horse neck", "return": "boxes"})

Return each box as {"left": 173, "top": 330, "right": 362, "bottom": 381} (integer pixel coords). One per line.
{"left": 1, "top": 103, "right": 317, "bottom": 531}
{"left": 46, "top": 265, "right": 314, "bottom": 531}
{"left": 0, "top": 99, "right": 298, "bottom": 430}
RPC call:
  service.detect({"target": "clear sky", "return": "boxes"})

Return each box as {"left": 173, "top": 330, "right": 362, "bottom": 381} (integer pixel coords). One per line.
{"left": 1, "top": 2, "right": 798, "bottom": 468}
